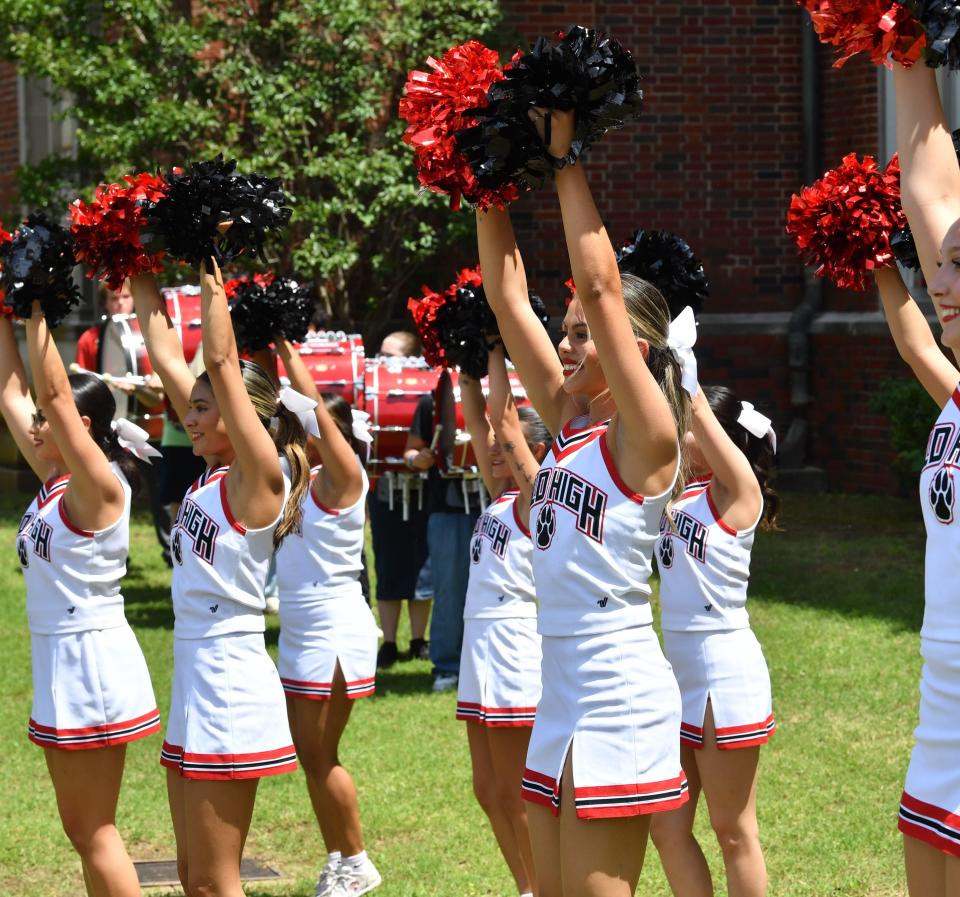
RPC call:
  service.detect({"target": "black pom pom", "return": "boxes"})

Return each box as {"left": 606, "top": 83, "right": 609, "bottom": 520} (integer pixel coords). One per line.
{"left": 0, "top": 213, "right": 82, "bottom": 328}
{"left": 615, "top": 230, "right": 709, "bottom": 319}
{"left": 230, "top": 276, "right": 314, "bottom": 352}
{"left": 457, "top": 26, "right": 643, "bottom": 192}
{"left": 436, "top": 272, "right": 497, "bottom": 379}
{"left": 143, "top": 155, "right": 292, "bottom": 268}
{"left": 910, "top": 1, "right": 960, "bottom": 69}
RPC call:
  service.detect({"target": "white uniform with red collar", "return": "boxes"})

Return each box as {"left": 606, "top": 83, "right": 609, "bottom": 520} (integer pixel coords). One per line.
{"left": 457, "top": 490, "right": 541, "bottom": 727}
{"left": 900, "top": 384, "right": 960, "bottom": 856}
{"left": 18, "top": 466, "right": 159, "bottom": 750}
{"left": 656, "top": 477, "right": 775, "bottom": 751}
{"left": 276, "top": 463, "right": 379, "bottom": 701}
{"left": 161, "top": 464, "right": 297, "bottom": 780}
{"left": 521, "top": 417, "right": 687, "bottom": 819}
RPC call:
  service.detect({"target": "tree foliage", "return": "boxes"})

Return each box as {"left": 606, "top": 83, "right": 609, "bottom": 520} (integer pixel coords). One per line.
{"left": 0, "top": 0, "right": 503, "bottom": 327}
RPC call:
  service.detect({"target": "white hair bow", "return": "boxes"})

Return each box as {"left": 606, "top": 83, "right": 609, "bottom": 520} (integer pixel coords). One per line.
{"left": 738, "top": 401, "right": 777, "bottom": 454}
{"left": 277, "top": 386, "right": 321, "bottom": 439}
{"left": 111, "top": 418, "right": 161, "bottom": 462}
{"left": 666, "top": 306, "right": 698, "bottom": 397}
{"left": 351, "top": 409, "right": 373, "bottom": 445}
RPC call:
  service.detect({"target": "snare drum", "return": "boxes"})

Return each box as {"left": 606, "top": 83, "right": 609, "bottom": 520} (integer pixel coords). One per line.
{"left": 275, "top": 331, "right": 365, "bottom": 405}
{"left": 434, "top": 367, "right": 529, "bottom": 476}
{"left": 364, "top": 356, "right": 440, "bottom": 472}
{"left": 99, "top": 314, "right": 164, "bottom": 439}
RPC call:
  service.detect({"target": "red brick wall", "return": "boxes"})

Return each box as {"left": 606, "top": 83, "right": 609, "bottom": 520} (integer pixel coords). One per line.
{"left": 0, "top": 63, "right": 18, "bottom": 223}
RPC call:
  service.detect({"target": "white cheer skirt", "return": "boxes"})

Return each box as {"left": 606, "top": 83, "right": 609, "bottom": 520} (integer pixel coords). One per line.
{"left": 899, "top": 638, "right": 960, "bottom": 858}
{"left": 161, "top": 632, "right": 297, "bottom": 780}
{"left": 278, "top": 591, "right": 378, "bottom": 700}
{"left": 662, "top": 628, "right": 775, "bottom": 750}
{"left": 29, "top": 624, "right": 159, "bottom": 751}
{"left": 522, "top": 625, "right": 687, "bottom": 819}
{"left": 456, "top": 617, "right": 541, "bottom": 727}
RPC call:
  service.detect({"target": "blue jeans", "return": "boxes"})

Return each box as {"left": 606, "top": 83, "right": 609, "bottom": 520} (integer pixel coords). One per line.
{"left": 427, "top": 510, "right": 479, "bottom": 676}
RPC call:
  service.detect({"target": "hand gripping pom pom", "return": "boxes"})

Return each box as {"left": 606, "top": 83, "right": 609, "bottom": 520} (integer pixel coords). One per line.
{"left": 229, "top": 275, "right": 314, "bottom": 352}
{"left": 457, "top": 26, "right": 644, "bottom": 192}
{"left": 399, "top": 41, "right": 521, "bottom": 211}
{"left": 799, "top": 1, "right": 925, "bottom": 68}
{"left": 786, "top": 152, "right": 905, "bottom": 291}
{"left": 70, "top": 173, "right": 168, "bottom": 290}
{"left": 909, "top": 0, "right": 960, "bottom": 68}
{"left": 0, "top": 214, "right": 82, "bottom": 327}
{"left": 616, "top": 230, "right": 709, "bottom": 320}
{"left": 0, "top": 227, "right": 12, "bottom": 317}
{"left": 436, "top": 266, "right": 497, "bottom": 379}
{"left": 142, "top": 155, "right": 292, "bottom": 267}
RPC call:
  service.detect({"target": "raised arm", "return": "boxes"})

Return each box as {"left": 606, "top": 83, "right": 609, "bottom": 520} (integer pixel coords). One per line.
{"left": 199, "top": 259, "right": 284, "bottom": 528}
{"left": 487, "top": 345, "right": 541, "bottom": 504}
{"left": 476, "top": 207, "right": 572, "bottom": 435}
{"left": 547, "top": 110, "right": 678, "bottom": 494}
{"left": 129, "top": 273, "right": 196, "bottom": 421}
{"left": 0, "top": 316, "right": 45, "bottom": 479}
{"left": 689, "top": 388, "right": 762, "bottom": 532}
{"left": 459, "top": 372, "right": 497, "bottom": 497}
{"left": 276, "top": 338, "right": 363, "bottom": 509}
{"left": 894, "top": 63, "right": 960, "bottom": 284}
{"left": 875, "top": 266, "right": 958, "bottom": 406}
{"left": 26, "top": 306, "right": 125, "bottom": 530}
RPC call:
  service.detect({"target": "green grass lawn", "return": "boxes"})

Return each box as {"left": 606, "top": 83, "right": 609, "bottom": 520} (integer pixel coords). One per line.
{"left": 0, "top": 490, "right": 924, "bottom": 897}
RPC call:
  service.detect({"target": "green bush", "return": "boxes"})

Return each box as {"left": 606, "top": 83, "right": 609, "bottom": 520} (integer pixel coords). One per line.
{"left": 871, "top": 377, "right": 939, "bottom": 482}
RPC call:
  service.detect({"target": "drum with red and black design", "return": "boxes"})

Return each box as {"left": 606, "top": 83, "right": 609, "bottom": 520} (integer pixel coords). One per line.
{"left": 277, "top": 331, "right": 365, "bottom": 406}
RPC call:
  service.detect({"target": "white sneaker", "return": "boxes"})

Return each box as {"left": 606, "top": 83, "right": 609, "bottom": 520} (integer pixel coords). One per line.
{"left": 432, "top": 673, "right": 458, "bottom": 693}
{"left": 314, "top": 859, "right": 341, "bottom": 897}
{"left": 330, "top": 860, "right": 382, "bottom": 896}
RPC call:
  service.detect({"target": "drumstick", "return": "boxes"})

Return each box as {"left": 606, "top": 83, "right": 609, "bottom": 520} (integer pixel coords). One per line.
{"left": 69, "top": 363, "right": 148, "bottom": 387}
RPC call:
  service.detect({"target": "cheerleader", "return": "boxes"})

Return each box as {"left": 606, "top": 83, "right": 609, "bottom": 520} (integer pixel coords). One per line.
{"left": 649, "top": 384, "right": 778, "bottom": 897}
{"left": 0, "top": 308, "right": 158, "bottom": 897}
{"left": 130, "top": 265, "right": 310, "bottom": 897}
{"left": 886, "top": 61, "right": 960, "bottom": 895}
{"left": 457, "top": 343, "right": 551, "bottom": 897}
{"left": 272, "top": 338, "right": 382, "bottom": 897}
{"left": 477, "top": 108, "right": 690, "bottom": 896}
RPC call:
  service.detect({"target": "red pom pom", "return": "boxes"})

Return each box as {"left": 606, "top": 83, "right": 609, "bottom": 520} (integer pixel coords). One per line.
{"left": 800, "top": 0, "right": 925, "bottom": 68}
{"left": 70, "top": 173, "right": 168, "bottom": 290}
{"left": 400, "top": 41, "right": 520, "bottom": 211}
{"left": 224, "top": 271, "right": 273, "bottom": 301}
{"left": 787, "top": 152, "right": 905, "bottom": 292}
{"left": 0, "top": 226, "right": 12, "bottom": 317}
{"left": 407, "top": 284, "right": 449, "bottom": 368}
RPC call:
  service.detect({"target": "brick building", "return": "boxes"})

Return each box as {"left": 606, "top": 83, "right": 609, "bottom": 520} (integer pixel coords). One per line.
{"left": 0, "top": 7, "right": 946, "bottom": 493}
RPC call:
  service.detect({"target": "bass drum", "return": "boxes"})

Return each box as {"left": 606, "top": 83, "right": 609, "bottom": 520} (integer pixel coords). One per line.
{"left": 276, "top": 331, "right": 365, "bottom": 405}
{"left": 364, "top": 356, "right": 439, "bottom": 472}
{"left": 434, "top": 367, "right": 529, "bottom": 476}
{"left": 98, "top": 314, "right": 164, "bottom": 440}
{"left": 161, "top": 285, "right": 203, "bottom": 365}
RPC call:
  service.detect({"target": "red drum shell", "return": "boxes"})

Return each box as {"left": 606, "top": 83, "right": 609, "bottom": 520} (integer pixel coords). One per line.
{"left": 161, "top": 286, "right": 203, "bottom": 365}
{"left": 276, "top": 332, "right": 365, "bottom": 406}
{"left": 433, "top": 368, "right": 529, "bottom": 476}
{"left": 364, "top": 357, "right": 439, "bottom": 472}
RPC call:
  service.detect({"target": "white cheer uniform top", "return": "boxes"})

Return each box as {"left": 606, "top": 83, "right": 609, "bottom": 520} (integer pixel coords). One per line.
{"left": 919, "top": 383, "right": 960, "bottom": 642}
{"left": 276, "top": 463, "right": 368, "bottom": 602}
{"left": 17, "top": 465, "right": 131, "bottom": 635}
{"left": 171, "top": 464, "right": 289, "bottom": 639}
{"left": 464, "top": 489, "right": 536, "bottom": 620}
{"left": 530, "top": 417, "right": 676, "bottom": 637}
{"left": 656, "top": 477, "right": 758, "bottom": 632}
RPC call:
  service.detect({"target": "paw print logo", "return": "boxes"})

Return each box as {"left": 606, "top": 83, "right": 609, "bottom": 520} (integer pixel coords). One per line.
{"left": 16, "top": 536, "right": 28, "bottom": 568}
{"left": 658, "top": 537, "right": 674, "bottom": 569}
{"left": 172, "top": 530, "right": 183, "bottom": 565}
{"left": 470, "top": 536, "right": 482, "bottom": 564}
{"left": 930, "top": 466, "right": 955, "bottom": 524}
{"left": 535, "top": 504, "right": 556, "bottom": 550}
